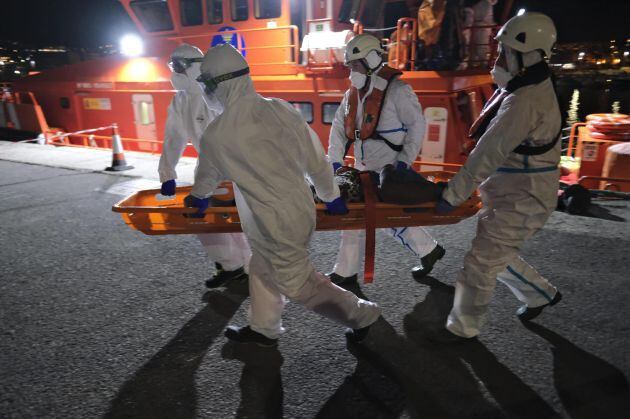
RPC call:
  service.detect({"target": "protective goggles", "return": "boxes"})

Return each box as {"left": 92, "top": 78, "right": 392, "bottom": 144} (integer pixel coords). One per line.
{"left": 196, "top": 67, "right": 250, "bottom": 93}
{"left": 168, "top": 57, "right": 203, "bottom": 74}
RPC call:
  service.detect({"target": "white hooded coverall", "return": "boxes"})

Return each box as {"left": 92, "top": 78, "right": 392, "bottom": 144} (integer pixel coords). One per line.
{"left": 192, "top": 44, "right": 381, "bottom": 338}
{"left": 328, "top": 70, "right": 438, "bottom": 278}
{"left": 158, "top": 52, "right": 250, "bottom": 272}
{"left": 442, "top": 74, "right": 561, "bottom": 338}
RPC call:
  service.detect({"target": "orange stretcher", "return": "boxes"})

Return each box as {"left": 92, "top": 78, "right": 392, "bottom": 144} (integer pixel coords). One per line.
{"left": 112, "top": 171, "right": 481, "bottom": 282}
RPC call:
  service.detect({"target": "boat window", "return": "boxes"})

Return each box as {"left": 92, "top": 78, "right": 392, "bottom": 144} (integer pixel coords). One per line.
{"left": 360, "top": 0, "right": 382, "bottom": 27}
{"left": 207, "top": 0, "right": 223, "bottom": 23}
{"left": 231, "top": 0, "right": 248, "bottom": 21}
{"left": 338, "top": 0, "right": 361, "bottom": 24}
{"left": 59, "top": 97, "right": 70, "bottom": 109}
{"left": 255, "top": 0, "right": 281, "bottom": 19}
{"left": 130, "top": 0, "right": 175, "bottom": 32}
{"left": 180, "top": 0, "right": 203, "bottom": 26}
{"left": 322, "top": 103, "right": 340, "bottom": 124}
{"left": 290, "top": 102, "right": 313, "bottom": 123}
{"left": 140, "top": 101, "right": 151, "bottom": 125}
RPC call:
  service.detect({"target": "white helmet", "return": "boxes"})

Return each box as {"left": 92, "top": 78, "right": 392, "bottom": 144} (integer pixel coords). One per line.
{"left": 495, "top": 12, "right": 557, "bottom": 58}
{"left": 344, "top": 34, "right": 384, "bottom": 68}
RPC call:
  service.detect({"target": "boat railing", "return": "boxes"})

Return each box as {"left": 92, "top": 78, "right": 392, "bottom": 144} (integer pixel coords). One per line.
{"left": 387, "top": 18, "right": 418, "bottom": 70}
{"left": 565, "top": 122, "right": 587, "bottom": 158}
{"left": 1, "top": 90, "right": 49, "bottom": 133}
{"left": 38, "top": 124, "right": 194, "bottom": 156}
{"left": 383, "top": 17, "right": 499, "bottom": 71}
{"left": 460, "top": 24, "right": 500, "bottom": 69}
{"left": 166, "top": 25, "right": 300, "bottom": 70}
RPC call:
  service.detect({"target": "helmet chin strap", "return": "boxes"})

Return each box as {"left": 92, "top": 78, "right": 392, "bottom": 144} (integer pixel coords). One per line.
{"left": 357, "top": 51, "right": 383, "bottom": 87}
{"left": 505, "top": 45, "right": 544, "bottom": 76}
{"left": 364, "top": 50, "right": 383, "bottom": 70}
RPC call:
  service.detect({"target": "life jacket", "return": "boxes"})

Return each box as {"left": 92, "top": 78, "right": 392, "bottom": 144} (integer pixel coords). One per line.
{"left": 343, "top": 65, "right": 403, "bottom": 157}
{"left": 468, "top": 61, "right": 562, "bottom": 156}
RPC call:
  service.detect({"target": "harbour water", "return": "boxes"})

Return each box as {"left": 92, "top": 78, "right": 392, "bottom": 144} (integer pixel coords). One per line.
{"left": 556, "top": 74, "right": 629, "bottom": 126}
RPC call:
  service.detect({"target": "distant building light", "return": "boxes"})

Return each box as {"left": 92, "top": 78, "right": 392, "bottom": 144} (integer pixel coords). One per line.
{"left": 517, "top": 8, "right": 526, "bottom": 16}
{"left": 37, "top": 48, "right": 67, "bottom": 52}
{"left": 624, "top": 51, "right": 629, "bottom": 56}
{"left": 612, "top": 59, "right": 621, "bottom": 64}
{"left": 120, "top": 34, "right": 143, "bottom": 57}
{"left": 578, "top": 52, "right": 585, "bottom": 57}
{"left": 562, "top": 63, "right": 576, "bottom": 70}
{"left": 0, "top": 61, "right": 4, "bottom": 66}
{"left": 30, "top": 60, "right": 36, "bottom": 67}
{"left": 14, "top": 70, "right": 20, "bottom": 74}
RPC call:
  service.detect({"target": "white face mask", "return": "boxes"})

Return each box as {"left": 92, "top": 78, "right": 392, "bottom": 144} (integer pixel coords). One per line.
{"left": 170, "top": 72, "right": 190, "bottom": 91}
{"left": 198, "top": 82, "right": 223, "bottom": 112}
{"left": 491, "top": 65, "right": 512, "bottom": 89}
{"left": 349, "top": 70, "right": 367, "bottom": 89}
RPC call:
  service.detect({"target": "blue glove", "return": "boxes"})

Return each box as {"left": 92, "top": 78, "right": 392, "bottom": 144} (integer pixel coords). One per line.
{"left": 395, "top": 161, "right": 408, "bottom": 171}
{"left": 183, "top": 194, "right": 209, "bottom": 218}
{"left": 161, "top": 179, "right": 176, "bottom": 196}
{"left": 325, "top": 196, "right": 348, "bottom": 215}
{"left": 436, "top": 198, "right": 457, "bottom": 213}
{"left": 332, "top": 162, "right": 342, "bottom": 173}
{"left": 435, "top": 182, "right": 457, "bottom": 213}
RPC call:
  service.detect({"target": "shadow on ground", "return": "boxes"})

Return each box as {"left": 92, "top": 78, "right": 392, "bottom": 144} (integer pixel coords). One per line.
{"left": 103, "top": 274, "right": 630, "bottom": 419}
{"left": 585, "top": 202, "right": 626, "bottom": 222}
{"left": 523, "top": 321, "right": 630, "bottom": 418}
{"left": 221, "top": 341, "right": 284, "bottom": 418}
{"left": 104, "top": 280, "right": 249, "bottom": 419}
{"left": 317, "top": 276, "right": 629, "bottom": 419}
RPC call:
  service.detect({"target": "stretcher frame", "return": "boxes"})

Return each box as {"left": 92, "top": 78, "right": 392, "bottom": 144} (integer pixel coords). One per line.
{"left": 112, "top": 171, "right": 482, "bottom": 282}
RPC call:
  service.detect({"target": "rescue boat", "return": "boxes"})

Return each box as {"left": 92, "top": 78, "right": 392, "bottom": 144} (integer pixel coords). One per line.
{"left": 2, "top": 0, "right": 511, "bottom": 170}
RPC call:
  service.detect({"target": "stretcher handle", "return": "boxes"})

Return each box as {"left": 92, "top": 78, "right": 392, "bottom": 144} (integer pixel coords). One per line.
{"left": 360, "top": 172, "right": 377, "bottom": 284}
{"left": 111, "top": 188, "right": 240, "bottom": 214}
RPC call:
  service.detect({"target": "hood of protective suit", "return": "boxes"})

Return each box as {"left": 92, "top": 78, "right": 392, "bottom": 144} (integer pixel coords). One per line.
{"left": 492, "top": 44, "right": 543, "bottom": 88}
{"left": 170, "top": 72, "right": 198, "bottom": 93}
{"left": 169, "top": 44, "right": 204, "bottom": 95}
{"left": 200, "top": 44, "right": 256, "bottom": 109}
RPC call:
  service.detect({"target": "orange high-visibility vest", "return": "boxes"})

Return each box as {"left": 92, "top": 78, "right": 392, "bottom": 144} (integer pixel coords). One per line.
{"left": 343, "top": 65, "right": 403, "bottom": 152}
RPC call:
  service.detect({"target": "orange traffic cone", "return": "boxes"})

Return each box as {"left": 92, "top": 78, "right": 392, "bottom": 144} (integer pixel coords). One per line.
{"left": 105, "top": 123, "right": 134, "bottom": 171}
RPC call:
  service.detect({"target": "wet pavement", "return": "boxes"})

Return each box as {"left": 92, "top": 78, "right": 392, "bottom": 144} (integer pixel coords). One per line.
{"left": 1, "top": 158, "right": 629, "bottom": 418}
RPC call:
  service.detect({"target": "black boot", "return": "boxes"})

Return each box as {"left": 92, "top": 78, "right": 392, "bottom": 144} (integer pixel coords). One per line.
{"left": 517, "top": 291, "right": 563, "bottom": 321}
{"left": 224, "top": 325, "right": 278, "bottom": 347}
{"left": 327, "top": 272, "right": 358, "bottom": 286}
{"left": 205, "top": 265, "right": 247, "bottom": 288}
{"left": 345, "top": 325, "right": 371, "bottom": 344}
{"left": 411, "top": 245, "right": 445, "bottom": 278}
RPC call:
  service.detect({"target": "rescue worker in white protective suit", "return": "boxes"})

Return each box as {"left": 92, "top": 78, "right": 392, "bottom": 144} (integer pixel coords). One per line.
{"left": 184, "top": 44, "right": 381, "bottom": 347}
{"left": 159, "top": 44, "right": 251, "bottom": 288}
{"left": 327, "top": 34, "right": 445, "bottom": 286}
{"left": 434, "top": 12, "right": 563, "bottom": 342}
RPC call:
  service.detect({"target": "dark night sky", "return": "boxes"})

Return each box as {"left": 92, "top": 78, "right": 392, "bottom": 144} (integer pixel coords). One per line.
{"left": 0, "top": 0, "right": 628, "bottom": 47}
